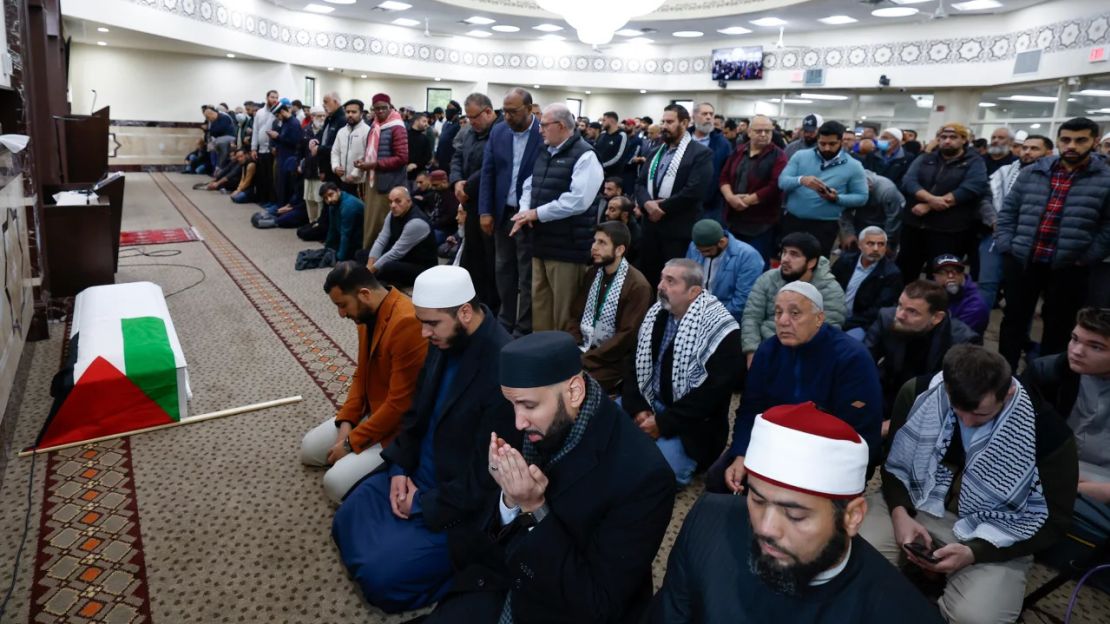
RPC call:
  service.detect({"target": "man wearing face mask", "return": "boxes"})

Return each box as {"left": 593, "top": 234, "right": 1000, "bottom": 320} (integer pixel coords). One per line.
{"left": 984, "top": 127, "right": 1017, "bottom": 177}
{"left": 434, "top": 100, "right": 463, "bottom": 170}
{"left": 424, "top": 331, "right": 674, "bottom": 623}
{"left": 863, "top": 128, "right": 912, "bottom": 188}
{"left": 779, "top": 120, "right": 869, "bottom": 256}
{"left": 930, "top": 254, "right": 989, "bottom": 335}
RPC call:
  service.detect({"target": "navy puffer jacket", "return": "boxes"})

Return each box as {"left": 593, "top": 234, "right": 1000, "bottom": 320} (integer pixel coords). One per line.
{"left": 995, "top": 155, "right": 1110, "bottom": 268}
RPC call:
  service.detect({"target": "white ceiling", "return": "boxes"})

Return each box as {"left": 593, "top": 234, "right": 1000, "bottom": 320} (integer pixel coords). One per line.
{"left": 262, "top": 0, "right": 1049, "bottom": 42}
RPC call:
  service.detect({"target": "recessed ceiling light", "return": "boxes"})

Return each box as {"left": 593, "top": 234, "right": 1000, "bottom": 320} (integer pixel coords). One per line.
{"left": 327, "top": 66, "right": 335, "bottom": 70}
{"left": 750, "top": 17, "right": 787, "bottom": 27}
{"left": 861, "top": 116, "right": 868, "bottom": 120}
{"left": 376, "top": 1, "right": 411, "bottom": 9}
{"left": 616, "top": 29, "right": 642, "bottom": 37}
{"left": 1067, "top": 97, "right": 1076, "bottom": 102}
{"left": 1075, "top": 89, "right": 1110, "bottom": 97}
{"left": 466, "top": 30, "right": 493, "bottom": 38}
{"left": 628, "top": 37, "right": 654, "bottom": 44}
{"left": 673, "top": 31, "right": 703, "bottom": 38}
{"left": 585, "top": 90, "right": 592, "bottom": 95}
{"left": 952, "top": 0, "right": 1003, "bottom": 10}
{"left": 303, "top": 4, "right": 335, "bottom": 14}
{"left": 871, "top": 7, "right": 918, "bottom": 17}
{"left": 533, "top": 84, "right": 541, "bottom": 89}
{"left": 434, "top": 77, "right": 441, "bottom": 81}
{"left": 978, "top": 102, "right": 997, "bottom": 107}
{"left": 392, "top": 17, "right": 419, "bottom": 26}
{"left": 533, "top": 24, "right": 563, "bottom": 32}
{"left": 717, "top": 26, "right": 752, "bottom": 35}
{"left": 1087, "top": 108, "right": 1110, "bottom": 114}
{"left": 323, "top": 0, "right": 356, "bottom": 4}
{"left": 639, "top": 89, "right": 647, "bottom": 94}
{"left": 539, "top": 34, "right": 565, "bottom": 41}
{"left": 891, "top": 0, "right": 932, "bottom": 4}
{"left": 491, "top": 25, "right": 520, "bottom": 32}
{"left": 999, "top": 95, "right": 1057, "bottom": 102}
{"left": 465, "top": 16, "right": 496, "bottom": 25}
{"left": 800, "top": 92, "right": 849, "bottom": 100}
{"left": 1030, "top": 123, "right": 1041, "bottom": 129}
{"left": 818, "top": 15, "right": 858, "bottom": 25}
{"left": 96, "top": 41, "right": 107, "bottom": 46}
{"left": 97, "top": 27, "right": 110, "bottom": 33}
{"left": 226, "top": 53, "right": 236, "bottom": 58}
{"left": 360, "top": 74, "right": 368, "bottom": 78}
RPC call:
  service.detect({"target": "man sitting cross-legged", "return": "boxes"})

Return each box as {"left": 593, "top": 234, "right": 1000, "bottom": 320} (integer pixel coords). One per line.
{"left": 652, "top": 403, "right": 943, "bottom": 624}
{"left": 566, "top": 221, "right": 653, "bottom": 395}
{"left": 707, "top": 282, "right": 882, "bottom": 494}
{"left": 300, "top": 262, "right": 427, "bottom": 503}
{"left": 859, "top": 345, "right": 1077, "bottom": 624}
{"left": 331, "top": 265, "right": 516, "bottom": 613}
{"left": 621, "top": 258, "right": 741, "bottom": 487}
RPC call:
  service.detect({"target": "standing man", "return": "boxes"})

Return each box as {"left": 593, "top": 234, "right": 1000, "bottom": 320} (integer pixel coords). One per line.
{"left": 510, "top": 103, "right": 605, "bottom": 332}
{"left": 250, "top": 89, "right": 280, "bottom": 205}
{"left": 995, "top": 117, "right": 1110, "bottom": 369}
{"left": 779, "top": 120, "right": 869, "bottom": 256}
{"left": 691, "top": 102, "right": 733, "bottom": 223}
{"left": 984, "top": 127, "right": 1017, "bottom": 177}
{"left": 568, "top": 221, "right": 653, "bottom": 394}
{"left": 301, "top": 262, "right": 427, "bottom": 503}
{"left": 452, "top": 93, "right": 500, "bottom": 309}
{"left": 480, "top": 87, "right": 543, "bottom": 337}
{"left": 840, "top": 170, "right": 905, "bottom": 251}
{"left": 595, "top": 111, "right": 631, "bottom": 179}
{"left": 635, "top": 104, "right": 715, "bottom": 287}
{"left": 863, "top": 127, "right": 912, "bottom": 187}
{"left": 406, "top": 112, "right": 434, "bottom": 181}
{"left": 434, "top": 100, "right": 462, "bottom": 169}
{"left": 719, "top": 114, "right": 788, "bottom": 265}
{"left": 425, "top": 332, "right": 674, "bottom": 623}
{"left": 357, "top": 93, "right": 410, "bottom": 249}
{"left": 315, "top": 91, "right": 345, "bottom": 186}
{"left": 784, "top": 113, "right": 821, "bottom": 159}
{"left": 330, "top": 99, "right": 370, "bottom": 195}
{"left": 898, "top": 123, "right": 989, "bottom": 282}
{"left": 332, "top": 266, "right": 516, "bottom": 613}
{"left": 654, "top": 403, "right": 942, "bottom": 624}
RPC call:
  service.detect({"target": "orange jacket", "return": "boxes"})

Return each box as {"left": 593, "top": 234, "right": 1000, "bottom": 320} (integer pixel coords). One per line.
{"left": 335, "top": 288, "right": 427, "bottom": 452}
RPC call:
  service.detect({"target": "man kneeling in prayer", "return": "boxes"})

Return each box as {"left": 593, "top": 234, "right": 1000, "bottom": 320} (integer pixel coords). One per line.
{"left": 860, "top": 345, "right": 1077, "bottom": 624}
{"left": 651, "top": 402, "right": 943, "bottom": 623}
{"left": 424, "top": 331, "right": 675, "bottom": 623}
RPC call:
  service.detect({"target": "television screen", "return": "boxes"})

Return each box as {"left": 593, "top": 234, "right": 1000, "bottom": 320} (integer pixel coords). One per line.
{"left": 711, "top": 46, "right": 764, "bottom": 81}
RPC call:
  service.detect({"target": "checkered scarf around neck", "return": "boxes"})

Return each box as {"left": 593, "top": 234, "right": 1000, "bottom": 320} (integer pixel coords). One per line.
{"left": 634, "top": 291, "right": 738, "bottom": 408}
{"left": 578, "top": 259, "right": 629, "bottom": 351}
{"left": 499, "top": 375, "right": 603, "bottom": 624}
{"left": 647, "top": 131, "right": 691, "bottom": 200}
{"left": 885, "top": 373, "right": 1048, "bottom": 548}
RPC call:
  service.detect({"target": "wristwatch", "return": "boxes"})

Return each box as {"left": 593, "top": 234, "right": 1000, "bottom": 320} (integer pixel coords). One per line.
{"left": 342, "top": 436, "right": 353, "bottom": 453}
{"left": 518, "top": 503, "right": 550, "bottom": 528}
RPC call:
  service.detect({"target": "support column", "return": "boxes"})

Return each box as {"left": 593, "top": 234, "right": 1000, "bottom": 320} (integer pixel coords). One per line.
{"left": 926, "top": 89, "right": 981, "bottom": 138}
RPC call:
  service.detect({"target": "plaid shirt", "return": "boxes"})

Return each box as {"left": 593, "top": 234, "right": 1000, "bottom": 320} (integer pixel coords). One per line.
{"left": 1031, "top": 161, "right": 1084, "bottom": 263}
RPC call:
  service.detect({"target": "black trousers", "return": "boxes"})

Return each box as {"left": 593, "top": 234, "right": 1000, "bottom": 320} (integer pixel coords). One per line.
{"left": 376, "top": 260, "right": 435, "bottom": 288}
{"left": 461, "top": 200, "right": 499, "bottom": 310}
{"left": 639, "top": 223, "right": 690, "bottom": 289}
{"left": 896, "top": 225, "right": 968, "bottom": 284}
{"left": 780, "top": 213, "right": 840, "bottom": 258}
{"left": 255, "top": 152, "right": 275, "bottom": 204}
{"left": 998, "top": 254, "right": 1089, "bottom": 370}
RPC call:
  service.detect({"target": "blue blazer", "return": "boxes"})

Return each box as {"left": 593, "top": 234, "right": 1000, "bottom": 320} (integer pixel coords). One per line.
{"left": 479, "top": 116, "right": 543, "bottom": 223}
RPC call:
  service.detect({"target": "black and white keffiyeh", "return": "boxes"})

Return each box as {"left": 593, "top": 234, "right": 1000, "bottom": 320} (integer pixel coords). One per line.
{"left": 885, "top": 373, "right": 1049, "bottom": 548}
{"left": 647, "top": 132, "right": 691, "bottom": 200}
{"left": 578, "top": 260, "right": 629, "bottom": 351}
{"left": 634, "top": 291, "right": 738, "bottom": 407}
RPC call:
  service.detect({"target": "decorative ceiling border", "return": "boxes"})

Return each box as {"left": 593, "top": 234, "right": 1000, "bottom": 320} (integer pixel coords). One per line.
{"left": 126, "top": 0, "right": 1108, "bottom": 76}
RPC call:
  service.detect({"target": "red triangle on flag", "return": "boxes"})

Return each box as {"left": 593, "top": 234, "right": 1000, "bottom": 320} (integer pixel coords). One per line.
{"left": 36, "top": 356, "right": 174, "bottom": 449}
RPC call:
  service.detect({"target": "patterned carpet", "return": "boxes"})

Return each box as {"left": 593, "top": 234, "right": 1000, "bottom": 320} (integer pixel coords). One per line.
{"left": 0, "top": 172, "right": 1107, "bottom": 623}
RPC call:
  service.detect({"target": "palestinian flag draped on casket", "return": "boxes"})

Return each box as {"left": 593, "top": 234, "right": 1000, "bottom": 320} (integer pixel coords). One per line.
{"left": 34, "top": 282, "right": 190, "bottom": 450}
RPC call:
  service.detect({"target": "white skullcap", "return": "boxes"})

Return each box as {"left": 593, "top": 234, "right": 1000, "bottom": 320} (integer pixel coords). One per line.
{"left": 744, "top": 402, "right": 869, "bottom": 499}
{"left": 310, "top": 106, "right": 327, "bottom": 115}
{"left": 778, "top": 281, "right": 824, "bottom": 311}
{"left": 412, "top": 266, "right": 476, "bottom": 309}
{"left": 1013, "top": 130, "right": 1028, "bottom": 145}
{"left": 1102, "top": 132, "right": 1110, "bottom": 143}
{"left": 882, "top": 127, "right": 903, "bottom": 142}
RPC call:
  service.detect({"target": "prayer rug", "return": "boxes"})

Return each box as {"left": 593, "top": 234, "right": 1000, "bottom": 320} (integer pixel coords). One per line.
{"left": 119, "top": 227, "right": 201, "bottom": 247}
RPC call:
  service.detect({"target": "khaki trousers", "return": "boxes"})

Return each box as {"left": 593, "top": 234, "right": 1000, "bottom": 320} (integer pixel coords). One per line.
{"left": 362, "top": 186, "right": 390, "bottom": 250}
{"left": 859, "top": 492, "right": 1032, "bottom": 624}
{"left": 531, "top": 257, "right": 587, "bottom": 332}
{"left": 300, "top": 417, "right": 385, "bottom": 504}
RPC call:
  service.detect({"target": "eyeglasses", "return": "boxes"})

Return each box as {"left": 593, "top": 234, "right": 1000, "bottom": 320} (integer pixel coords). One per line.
{"left": 540, "top": 121, "right": 562, "bottom": 128}
{"left": 466, "top": 108, "right": 491, "bottom": 120}
{"left": 749, "top": 128, "right": 772, "bottom": 135}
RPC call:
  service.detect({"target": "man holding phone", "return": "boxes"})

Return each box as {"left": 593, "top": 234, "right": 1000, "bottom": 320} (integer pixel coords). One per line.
{"left": 859, "top": 345, "right": 1077, "bottom": 624}
{"left": 779, "top": 120, "right": 869, "bottom": 256}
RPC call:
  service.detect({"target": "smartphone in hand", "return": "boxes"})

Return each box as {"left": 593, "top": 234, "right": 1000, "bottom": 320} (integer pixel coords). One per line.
{"left": 903, "top": 537, "right": 947, "bottom": 564}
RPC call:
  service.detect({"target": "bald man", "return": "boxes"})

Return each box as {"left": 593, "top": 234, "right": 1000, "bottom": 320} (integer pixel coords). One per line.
{"left": 359, "top": 186, "right": 438, "bottom": 287}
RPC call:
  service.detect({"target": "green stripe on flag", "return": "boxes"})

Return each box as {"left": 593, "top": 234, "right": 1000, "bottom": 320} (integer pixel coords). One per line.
{"left": 122, "top": 316, "right": 180, "bottom": 421}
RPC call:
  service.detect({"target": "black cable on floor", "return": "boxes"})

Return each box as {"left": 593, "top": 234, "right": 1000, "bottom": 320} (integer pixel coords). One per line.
{"left": 117, "top": 262, "right": 207, "bottom": 298}
{"left": 0, "top": 446, "right": 37, "bottom": 620}
{"left": 117, "top": 247, "right": 207, "bottom": 298}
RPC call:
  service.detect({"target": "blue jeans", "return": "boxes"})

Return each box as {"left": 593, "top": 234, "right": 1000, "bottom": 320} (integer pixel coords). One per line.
{"left": 656, "top": 437, "right": 697, "bottom": 487}
{"left": 978, "top": 235, "right": 1002, "bottom": 310}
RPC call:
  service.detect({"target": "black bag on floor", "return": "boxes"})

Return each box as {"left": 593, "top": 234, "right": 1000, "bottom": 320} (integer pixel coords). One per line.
{"left": 295, "top": 247, "right": 336, "bottom": 271}
{"left": 297, "top": 220, "right": 327, "bottom": 242}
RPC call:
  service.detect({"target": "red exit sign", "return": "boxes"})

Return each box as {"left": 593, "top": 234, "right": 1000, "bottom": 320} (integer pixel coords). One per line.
{"left": 1091, "top": 47, "right": 1107, "bottom": 63}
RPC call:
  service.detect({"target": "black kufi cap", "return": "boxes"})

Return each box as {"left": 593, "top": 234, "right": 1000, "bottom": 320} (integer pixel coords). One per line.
{"left": 499, "top": 332, "right": 582, "bottom": 388}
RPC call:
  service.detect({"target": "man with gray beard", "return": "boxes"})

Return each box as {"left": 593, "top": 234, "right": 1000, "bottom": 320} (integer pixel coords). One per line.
{"left": 690, "top": 102, "right": 733, "bottom": 222}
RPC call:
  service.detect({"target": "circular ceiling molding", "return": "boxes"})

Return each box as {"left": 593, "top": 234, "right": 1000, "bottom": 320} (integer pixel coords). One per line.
{"left": 435, "top": 0, "right": 809, "bottom": 21}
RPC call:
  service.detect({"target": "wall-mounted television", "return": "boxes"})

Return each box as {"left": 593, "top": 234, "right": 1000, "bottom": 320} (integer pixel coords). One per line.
{"left": 711, "top": 46, "right": 764, "bottom": 81}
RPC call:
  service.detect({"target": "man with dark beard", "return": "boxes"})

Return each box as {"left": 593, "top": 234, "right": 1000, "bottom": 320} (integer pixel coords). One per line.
{"left": 332, "top": 265, "right": 516, "bottom": 613}
{"left": 425, "top": 331, "right": 674, "bottom": 623}
{"left": 652, "top": 402, "right": 942, "bottom": 623}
